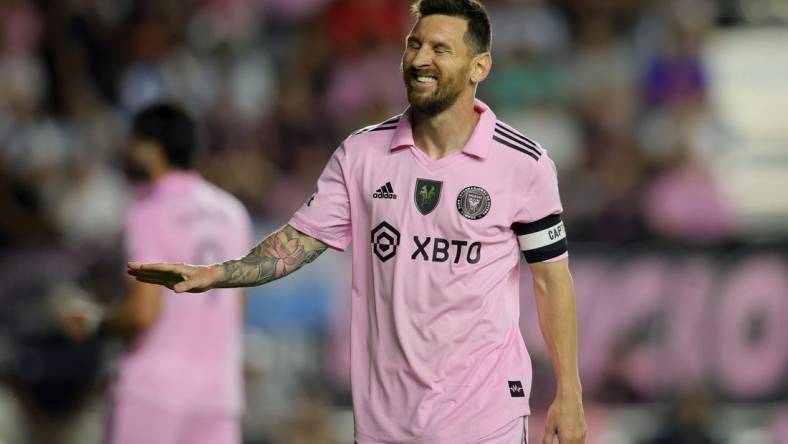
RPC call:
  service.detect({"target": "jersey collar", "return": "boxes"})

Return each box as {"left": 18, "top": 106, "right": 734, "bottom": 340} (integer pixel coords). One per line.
{"left": 388, "top": 98, "right": 496, "bottom": 159}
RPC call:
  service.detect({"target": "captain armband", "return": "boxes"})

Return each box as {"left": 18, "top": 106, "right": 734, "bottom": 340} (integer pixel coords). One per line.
{"left": 512, "top": 214, "right": 568, "bottom": 263}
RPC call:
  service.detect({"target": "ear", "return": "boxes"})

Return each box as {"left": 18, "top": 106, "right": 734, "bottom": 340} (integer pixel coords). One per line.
{"left": 469, "top": 52, "right": 492, "bottom": 85}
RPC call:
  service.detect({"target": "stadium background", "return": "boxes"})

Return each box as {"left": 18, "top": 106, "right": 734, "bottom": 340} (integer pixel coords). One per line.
{"left": 1, "top": 0, "right": 787, "bottom": 442}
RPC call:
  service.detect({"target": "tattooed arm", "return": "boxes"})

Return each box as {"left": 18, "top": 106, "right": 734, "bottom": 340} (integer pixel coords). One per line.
{"left": 127, "top": 225, "right": 328, "bottom": 293}
{"left": 219, "top": 224, "right": 327, "bottom": 287}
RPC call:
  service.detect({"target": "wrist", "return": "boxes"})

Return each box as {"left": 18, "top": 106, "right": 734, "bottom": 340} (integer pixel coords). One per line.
{"left": 556, "top": 380, "right": 583, "bottom": 399}
{"left": 210, "top": 263, "right": 228, "bottom": 287}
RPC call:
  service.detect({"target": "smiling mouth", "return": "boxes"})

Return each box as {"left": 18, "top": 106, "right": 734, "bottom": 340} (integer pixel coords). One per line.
{"left": 410, "top": 71, "right": 438, "bottom": 88}
{"left": 415, "top": 75, "right": 437, "bottom": 84}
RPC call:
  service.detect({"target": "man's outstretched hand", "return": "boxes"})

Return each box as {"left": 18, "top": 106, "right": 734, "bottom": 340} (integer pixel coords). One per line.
{"left": 127, "top": 262, "right": 224, "bottom": 293}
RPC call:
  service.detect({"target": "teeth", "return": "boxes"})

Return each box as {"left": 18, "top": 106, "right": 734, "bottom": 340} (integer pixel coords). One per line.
{"left": 416, "top": 76, "right": 436, "bottom": 84}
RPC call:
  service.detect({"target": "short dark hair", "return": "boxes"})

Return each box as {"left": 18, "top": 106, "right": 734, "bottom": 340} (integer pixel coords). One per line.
{"left": 410, "top": 0, "right": 491, "bottom": 55}
{"left": 132, "top": 102, "right": 196, "bottom": 169}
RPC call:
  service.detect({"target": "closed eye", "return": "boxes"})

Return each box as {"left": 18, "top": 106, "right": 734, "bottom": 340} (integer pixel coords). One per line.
{"left": 433, "top": 44, "right": 452, "bottom": 54}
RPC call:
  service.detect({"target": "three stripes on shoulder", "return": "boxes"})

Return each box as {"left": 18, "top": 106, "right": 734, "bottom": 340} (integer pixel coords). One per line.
{"left": 492, "top": 121, "right": 543, "bottom": 161}
{"left": 353, "top": 115, "right": 402, "bottom": 135}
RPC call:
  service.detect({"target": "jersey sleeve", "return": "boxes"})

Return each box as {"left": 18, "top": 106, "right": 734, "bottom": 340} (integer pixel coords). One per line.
{"left": 511, "top": 155, "right": 568, "bottom": 263}
{"left": 288, "top": 144, "right": 352, "bottom": 251}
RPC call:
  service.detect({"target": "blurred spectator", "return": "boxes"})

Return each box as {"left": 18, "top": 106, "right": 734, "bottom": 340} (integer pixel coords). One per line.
{"left": 271, "top": 380, "right": 338, "bottom": 444}
{"left": 644, "top": 147, "right": 735, "bottom": 242}
{"left": 639, "top": 389, "right": 721, "bottom": 444}
{"left": 773, "top": 407, "right": 788, "bottom": 444}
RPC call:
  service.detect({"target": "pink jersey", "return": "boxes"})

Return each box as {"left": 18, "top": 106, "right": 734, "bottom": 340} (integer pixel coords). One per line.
{"left": 289, "top": 99, "right": 567, "bottom": 443}
{"left": 117, "top": 171, "right": 252, "bottom": 414}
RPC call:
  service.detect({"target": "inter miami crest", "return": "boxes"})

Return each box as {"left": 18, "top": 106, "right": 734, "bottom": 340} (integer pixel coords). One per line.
{"left": 414, "top": 178, "right": 442, "bottom": 215}
{"left": 457, "top": 186, "right": 491, "bottom": 220}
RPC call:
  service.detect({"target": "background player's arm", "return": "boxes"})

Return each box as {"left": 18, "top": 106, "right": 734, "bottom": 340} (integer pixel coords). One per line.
{"left": 100, "top": 280, "right": 163, "bottom": 333}
{"left": 128, "top": 224, "right": 328, "bottom": 293}
{"left": 60, "top": 280, "right": 163, "bottom": 340}
{"left": 530, "top": 258, "right": 586, "bottom": 444}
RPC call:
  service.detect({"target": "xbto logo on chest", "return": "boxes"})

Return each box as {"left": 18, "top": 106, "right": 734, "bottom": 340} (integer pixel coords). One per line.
{"left": 371, "top": 222, "right": 481, "bottom": 264}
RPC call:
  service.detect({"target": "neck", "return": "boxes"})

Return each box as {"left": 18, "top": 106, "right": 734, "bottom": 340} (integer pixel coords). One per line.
{"left": 412, "top": 92, "right": 479, "bottom": 160}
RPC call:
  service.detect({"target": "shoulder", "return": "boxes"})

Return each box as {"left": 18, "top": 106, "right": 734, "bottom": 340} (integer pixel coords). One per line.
{"left": 489, "top": 119, "right": 547, "bottom": 164}
{"left": 350, "top": 113, "right": 403, "bottom": 137}
{"left": 127, "top": 187, "right": 161, "bottom": 225}
{"left": 200, "top": 179, "right": 252, "bottom": 226}
{"left": 341, "top": 113, "right": 403, "bottom": 153}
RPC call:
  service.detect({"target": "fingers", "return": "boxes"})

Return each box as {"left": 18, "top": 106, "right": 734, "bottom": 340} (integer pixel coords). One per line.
{"left": 542, "top": 428, "right": 556, "bottom": 444}
{"left": 557, "top": 428, "right": 586, "bottom": 444}
{"left": 127, "top": 262, "right": 189, "bottom": 275}
{"left": 560, "top": 432, "right": 586, "bottom": 444}
{"left": 126, "top": 263, "right": 216, "bottom": 293}
{"left": 133, "top": 276, "right": 177, "bottom": 290}
{"left": 173, "top": 281, "right": 198, "bottom": 293}
{"left": 127, "top": 268, "right": 182, "bottom": 280}
{"left": 546, "top": 424, "right": 585, "bottom": 444}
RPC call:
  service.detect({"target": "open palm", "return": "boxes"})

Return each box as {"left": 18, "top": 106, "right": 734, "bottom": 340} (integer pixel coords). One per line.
{"left": 127, "top": 262, "right": 223, "bottom": 293}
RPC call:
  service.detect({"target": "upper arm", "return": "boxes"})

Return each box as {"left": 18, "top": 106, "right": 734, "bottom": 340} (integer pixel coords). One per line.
{"left": 511, "top": 154, "right": 568, "bottom": 264}
{"left": 285, "top": 224, "right": 329, "bottom": 256}
{"left": 288, "top": 144, "right": 352, "bottom": 251}
{"left": 528, "top": 257, "right": 574, "bottom": 301}
{"left": 529, "top": 257, "right": 571, "bottom": 284}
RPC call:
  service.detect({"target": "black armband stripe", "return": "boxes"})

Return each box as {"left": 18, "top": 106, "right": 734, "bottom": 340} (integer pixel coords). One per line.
{"left": 512, "top": 214, "right": 562, "bottom": 235}
{"left": 512, "top": 214, "right": 568, "bottom": 263}
{"left": 522, "top": 239, "right": 568, "bottom": 263}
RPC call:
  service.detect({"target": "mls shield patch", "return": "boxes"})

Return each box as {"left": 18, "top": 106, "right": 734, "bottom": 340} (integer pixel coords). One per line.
{"left": 457, "top": 186, "right": 491, "bottom": 220}
{"left": 414, "top": 178, "right": 442, "bottom": 215}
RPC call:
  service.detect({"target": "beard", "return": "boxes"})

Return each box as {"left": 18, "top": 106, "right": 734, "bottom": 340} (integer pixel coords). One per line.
{"left": 402, "top": 66, "right": 467, "bottom": 116}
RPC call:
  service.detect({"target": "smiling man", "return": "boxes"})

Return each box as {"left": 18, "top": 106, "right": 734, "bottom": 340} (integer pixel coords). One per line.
{"left": 128, "top": 1, "right": 586, "bottom": 443}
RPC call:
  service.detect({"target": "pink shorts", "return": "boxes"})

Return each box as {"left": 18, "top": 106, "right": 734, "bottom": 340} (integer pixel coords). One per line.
{"left": 108, "top": 399, "right": 239, "bottom": 444}
{"left": 472, "top": 416, "right": 529, "bottom": 444}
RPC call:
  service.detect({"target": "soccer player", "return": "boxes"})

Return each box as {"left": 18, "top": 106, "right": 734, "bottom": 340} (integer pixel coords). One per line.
{"left": 108, "top": 103, "right": 252, "bottom": 444}
{"left": 128, "top": 1, "right": 586, "bottom": 443}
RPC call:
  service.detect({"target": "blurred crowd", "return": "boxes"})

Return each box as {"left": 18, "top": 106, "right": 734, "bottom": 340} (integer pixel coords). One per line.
{"left": 0, "top": 0, "right": 786, "bottom": 443}
{"left": 4, "top": 0, "right": 781, "bottom": 250}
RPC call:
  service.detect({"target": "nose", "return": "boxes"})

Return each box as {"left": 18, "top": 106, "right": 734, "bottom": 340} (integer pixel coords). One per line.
{"left": 412, "top": 46, "right": 432, "bottom": 69}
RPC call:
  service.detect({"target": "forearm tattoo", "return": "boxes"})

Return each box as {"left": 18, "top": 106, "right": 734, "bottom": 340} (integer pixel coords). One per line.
{"left": 219, "top": 225, "right": 328, "bottom": 288}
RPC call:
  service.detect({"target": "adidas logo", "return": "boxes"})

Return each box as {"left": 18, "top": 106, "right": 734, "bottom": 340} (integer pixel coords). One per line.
{"left": 373, "top": 182, "right": 397, "bottom": 199}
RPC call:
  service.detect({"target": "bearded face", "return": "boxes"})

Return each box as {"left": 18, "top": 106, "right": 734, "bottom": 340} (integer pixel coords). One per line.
{"left": 402, "top": 62, "right": 470, "bottom": 116}
{"left": 401, "top": 15, "right": 477, "bottom": 117}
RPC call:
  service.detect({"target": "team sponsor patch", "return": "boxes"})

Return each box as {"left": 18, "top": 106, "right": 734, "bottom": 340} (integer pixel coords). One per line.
{"left": 414, "top": 178, "right": 442, "bottom": 215}
{"left": 370, "top": 221, "right": 400, "bottom": 262}
{"left": 456, "top": 186, "right": 491, "bottom": 220}
{"left": 508, "top": 381, "right": 525, "bottom": 397}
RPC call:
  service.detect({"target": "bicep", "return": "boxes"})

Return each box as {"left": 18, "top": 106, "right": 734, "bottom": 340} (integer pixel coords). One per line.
{"left": 528, "top": 257, "right": 572, "bottom": 292}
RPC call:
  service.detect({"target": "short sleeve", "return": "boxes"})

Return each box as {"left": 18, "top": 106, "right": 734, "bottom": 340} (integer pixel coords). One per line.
{"left": 288, "top": 144, "right": 352, "bottom": 250}
{"left": 511, "top": 155, "right": 568, "bottom": 263}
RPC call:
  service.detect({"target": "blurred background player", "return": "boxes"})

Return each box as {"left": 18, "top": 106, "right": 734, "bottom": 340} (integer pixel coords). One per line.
{"left": 98, "top": 103, "right": 251, "bottom": 444}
